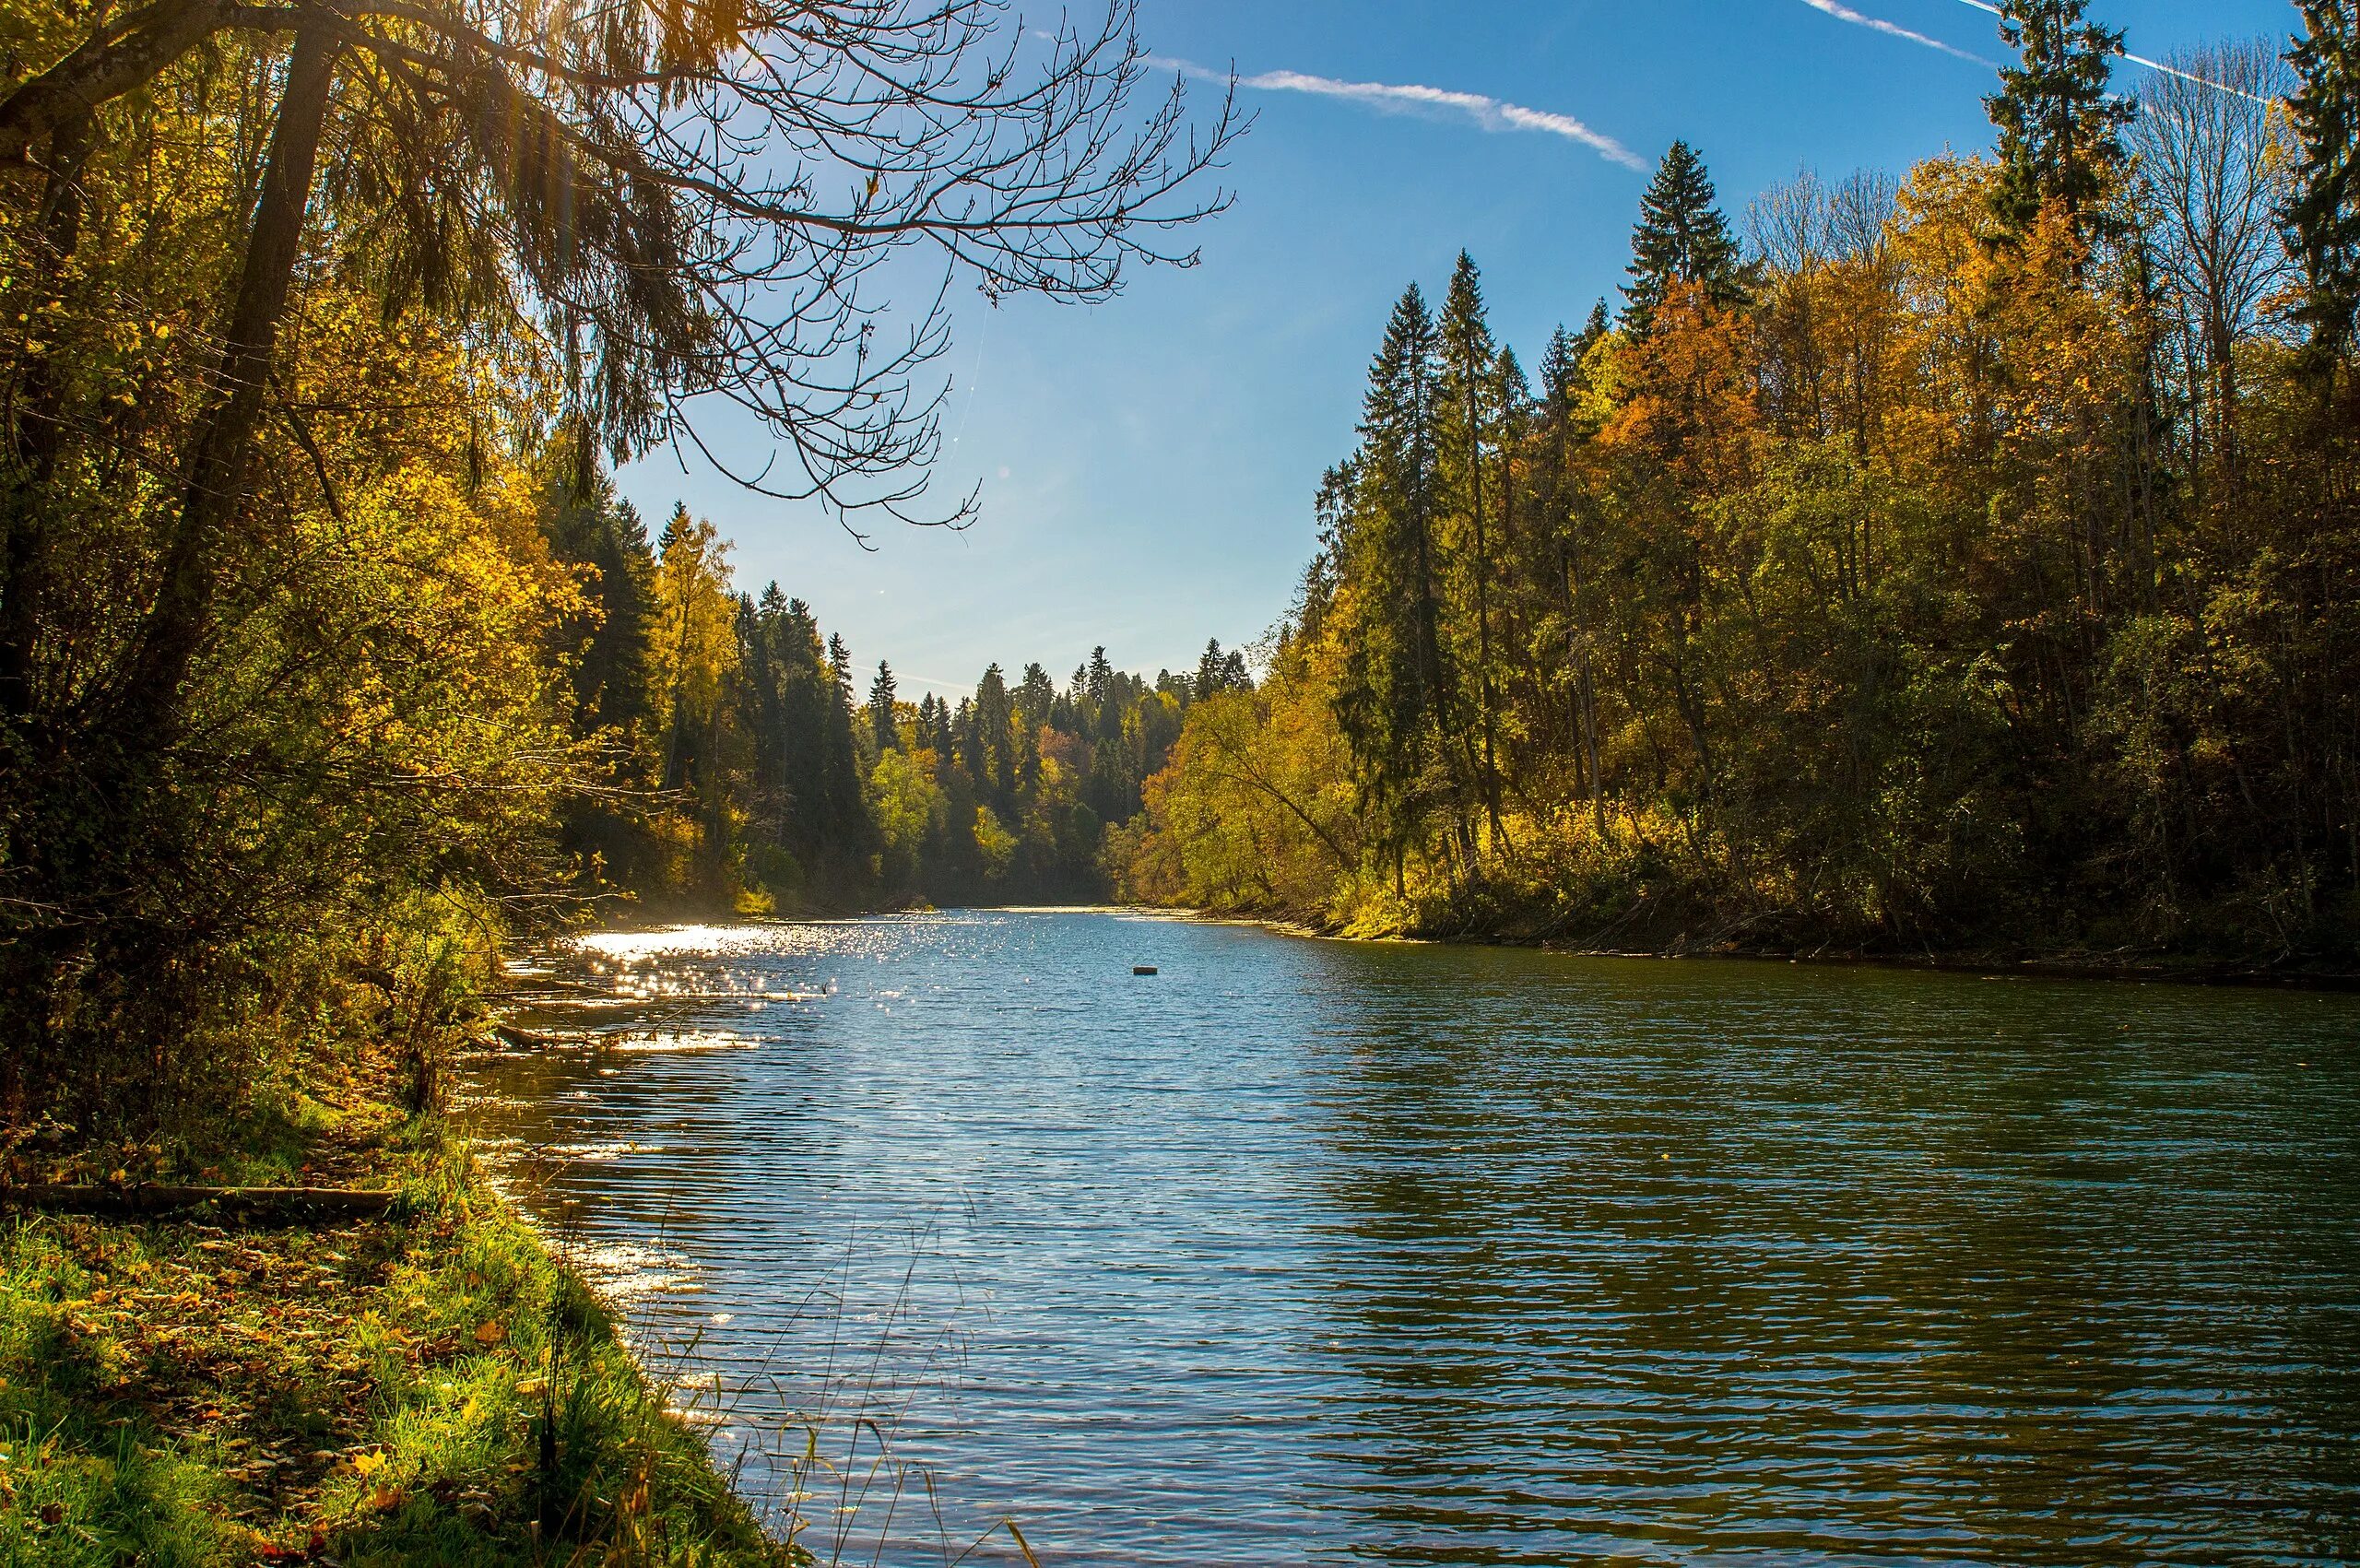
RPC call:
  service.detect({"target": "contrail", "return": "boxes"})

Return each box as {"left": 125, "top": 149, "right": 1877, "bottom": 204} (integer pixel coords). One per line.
{"left": 1799, "top": 0, "right": 1992, "bottom": 65}
{"left": 1153, "top": 55, "right": 1646, "bottom": 171}
{"left": 1942, "top": 0, "right": 2272, "bottom": 103}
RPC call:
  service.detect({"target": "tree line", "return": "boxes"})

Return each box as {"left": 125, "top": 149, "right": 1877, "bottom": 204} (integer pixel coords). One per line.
{"left": 546, "top": 477, "right": 1242, "bottom": 913}
{"left": 1126, "top": 1, "right": 2360, "bottom": 967}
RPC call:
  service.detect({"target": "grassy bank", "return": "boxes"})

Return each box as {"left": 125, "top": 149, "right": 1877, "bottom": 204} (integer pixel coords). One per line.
{"left": 0, "top": 1103, "right": 786, "bottom": 1567}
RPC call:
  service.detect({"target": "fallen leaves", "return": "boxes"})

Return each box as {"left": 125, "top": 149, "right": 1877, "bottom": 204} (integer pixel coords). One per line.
{"left": 471, "top": 1320, "right": 507, "bottom": 1348}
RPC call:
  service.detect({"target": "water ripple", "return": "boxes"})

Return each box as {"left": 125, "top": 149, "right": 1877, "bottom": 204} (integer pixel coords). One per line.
{"left": 461, "top": 913, "right": 2360, "bottom": 1567}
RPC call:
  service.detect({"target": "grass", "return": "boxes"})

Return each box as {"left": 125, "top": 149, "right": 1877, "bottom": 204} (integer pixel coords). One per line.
{"left": 0, "top": 1114, "right": 793, "bottom": 1567}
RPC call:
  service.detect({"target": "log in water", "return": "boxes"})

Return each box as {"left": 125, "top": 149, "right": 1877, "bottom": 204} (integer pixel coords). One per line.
{"left": 461, "top": 910, "right": 2360, "bottom": 1567}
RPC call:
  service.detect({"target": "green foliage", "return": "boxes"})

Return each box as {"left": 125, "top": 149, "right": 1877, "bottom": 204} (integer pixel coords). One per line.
{"left": 1623, "top": 142, "right": 1748, "bottom": 335}
{"left": 1984, "top": 0, "right": 2134, "bottom": 238}
{"left": 2286, "top": 1, "right": 2360, "bottom": 359}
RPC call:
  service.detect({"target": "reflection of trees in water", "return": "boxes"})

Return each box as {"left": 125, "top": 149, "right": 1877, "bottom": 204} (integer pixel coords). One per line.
{"left": 1298, "top": 943, "right": 2360, "bottom": 1562}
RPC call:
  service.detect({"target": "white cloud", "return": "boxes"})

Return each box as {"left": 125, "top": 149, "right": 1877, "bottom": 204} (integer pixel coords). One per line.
{"left": 1940, "top": 0, "right": 2271, "bottom": 103}
{"left": 1155, "top": 56, "right": 1646, "bottom": 171}
{"left": 1799, "top": 0, "right": 1992, "bottom": 65}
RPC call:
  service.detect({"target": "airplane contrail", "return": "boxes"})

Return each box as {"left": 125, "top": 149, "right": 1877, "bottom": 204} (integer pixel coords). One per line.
{"left": 1941, "top": 0, "right": 2272, "bottom": 103}
{"left": 1152, "top": 55, "right": 1646, "bottom": 171}
{"left": 1800, "top": 0, "right": 1992, "bottom": 65}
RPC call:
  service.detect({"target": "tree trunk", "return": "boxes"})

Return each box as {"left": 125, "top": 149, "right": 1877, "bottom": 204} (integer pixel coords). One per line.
{"left": 109, "top": 22, "right": 334, "bottom": 746}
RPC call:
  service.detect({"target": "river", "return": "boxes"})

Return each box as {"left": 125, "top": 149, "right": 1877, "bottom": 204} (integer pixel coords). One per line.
{"left": 460, "top": 909, "right": 2360, "bottom": 1566}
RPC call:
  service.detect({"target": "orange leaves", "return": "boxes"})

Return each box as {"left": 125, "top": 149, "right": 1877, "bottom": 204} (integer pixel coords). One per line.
{"left": 1597, "top": 283, "right": 1763, "bottom": 499}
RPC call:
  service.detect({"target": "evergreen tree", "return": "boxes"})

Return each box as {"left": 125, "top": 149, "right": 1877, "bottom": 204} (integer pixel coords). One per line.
{"left": 1437, "top": 253, "right": 1509, "bottom": 841}
{"left": 1194, "top": 639, "right": 1228, "bottom": 701}
{"left": 1534, "top": 315, "right": 1607, "bottom": 826}
{"left": 869, "top": 661, "right": 901, "bottom": 751}
{"left": 973, "top": 666, "right": 1016, "bottom": 801}
{"left": 2287, "top": 0, "right": 2360, "bottom": 361}
{"left": 543, "top": 483, "right": 657, "bottom": 744}
{"left": 1624, "top": 142, "right": 1747, "bottom": 336}
{"left": 813, "top": 613, "right": 871, "bottom": 867}
{"left": 930, "top": 693, "right": 956, "bottom": 759}
{"left": 1984, "top": 0, "right": 2133, "bottom": 238}
{"left": 1580, "top": 298, "right": 1611, "bottom": 354}
{"left": 1015, "top": 662, "right": 1057, "bottom": 729}
{"left": 1332, "top": 282, "right": 1475, "bottom": 876}
{"left": 1088, "top": 645, "right": 1116, "bottom": 712}
{"left": 652, "top": 505, "right": 738, "bottom": 796}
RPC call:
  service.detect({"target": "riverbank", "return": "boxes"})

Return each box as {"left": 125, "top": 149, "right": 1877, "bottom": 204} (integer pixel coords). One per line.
{"left": 1156, "top": 903, "right": 2360, "bottom": 990}
{"left": 0, "top": 1099, "right": 785, "bottom": 1567}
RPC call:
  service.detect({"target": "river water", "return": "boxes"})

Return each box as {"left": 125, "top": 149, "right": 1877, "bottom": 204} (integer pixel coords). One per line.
{"left": 460, "top": 910, "right": 2360, "bottom": 1566}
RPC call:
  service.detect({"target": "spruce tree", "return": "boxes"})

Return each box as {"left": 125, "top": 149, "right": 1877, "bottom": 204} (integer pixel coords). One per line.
{"left": 869, "top": 660, "right": 900, "bottom": 751}
{"left": 1015, "top": 662, "right": 1056, "bottom": 728}
{"left": 543, "top": 484, "right": 656, "bottom": 741}
{"left": 1436, "top": 252, "right": 1507, "bottom": 842}
{"left": 1191, "top": 640, "right": 1214, "bottom": 701}
{"left": 1984, "top": 0, "right": 2133, "bottom": 238}
{"left": 1541, "top": 324, "right": 1580, "bottom": 415}
{"left": 929, "top": 693, "right": 955, "bottom": 759}
{"left": 973, "top": 664, "right": 1015, "bottom": 800}
{"left": 814, "top": 617, "right": 870, "bottom": 862}
{"left": 1579, "top": 299, "right": 1611, "bottom": 359}
{"left": 2287, "top": 0, "right": 2360, "bottom": 362}
{"left": 1623, "top": 142, "right": 1746, "bottom": 335}
{"left": 1332, "top": 281, "right": 1477, "bottom": 873}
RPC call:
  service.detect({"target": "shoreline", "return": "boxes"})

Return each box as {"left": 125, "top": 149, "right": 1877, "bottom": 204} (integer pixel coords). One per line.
{"left": 1143, "top": 905, "right": 2360, "bottom": 992}
{"left": 537, "top": 899, "right": 2360, "bottom": 991}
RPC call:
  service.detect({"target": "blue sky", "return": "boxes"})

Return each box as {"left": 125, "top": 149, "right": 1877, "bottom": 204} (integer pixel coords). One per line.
{"left": 619, "top": 0, "right": 2300, "bottom": 697}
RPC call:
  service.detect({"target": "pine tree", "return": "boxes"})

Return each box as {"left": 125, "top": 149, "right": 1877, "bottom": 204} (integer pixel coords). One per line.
{"left": 1624, "top": 142, "right": 1746, "bottom": 336}
{"left": 1536, "top": 314, "right": 1608, "bottom": 827}
{"left": 2287, "top": 0, "right": 2360, "bottom": 362}
{"left": 869, "top": 661, "right": 901, "bottom": 751}
{"left": 1984, "top": 0, "right": 2133, "bottom": 238}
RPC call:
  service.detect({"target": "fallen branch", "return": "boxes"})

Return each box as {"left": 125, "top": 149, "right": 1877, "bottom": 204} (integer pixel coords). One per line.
{"left": 0, "top": 1184, "right": 398, "bottom": 1219}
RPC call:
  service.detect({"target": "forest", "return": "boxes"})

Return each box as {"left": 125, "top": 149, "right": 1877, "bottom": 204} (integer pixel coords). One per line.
{"left": 541, "top": 479, "right": 1246, "bottom": 917}
{"left": 1123, "top": 5, "right": 2360, "bottom": 970}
